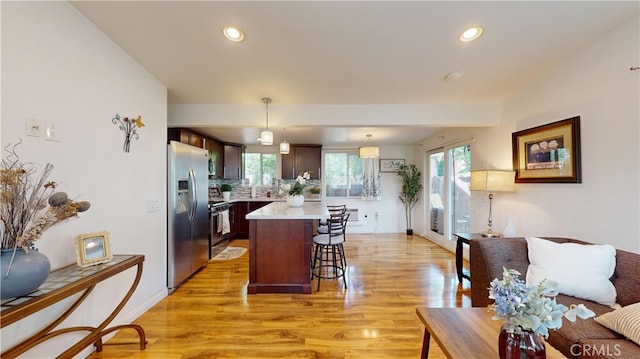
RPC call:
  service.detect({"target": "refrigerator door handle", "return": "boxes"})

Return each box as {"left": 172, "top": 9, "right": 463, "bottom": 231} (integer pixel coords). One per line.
{"left": 189, "top": 168, "right": 197, "bottom": 222}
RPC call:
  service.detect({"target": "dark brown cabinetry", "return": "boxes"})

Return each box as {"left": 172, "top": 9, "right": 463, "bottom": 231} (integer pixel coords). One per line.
{"left": 168, "top": 128, "right": 244, "bottom": 179}
{"left": 205, "top": 138, "right": 223, "bottom": 178}
{"left": 281, "top": 145, "right": 322, "bottom": 179}
{"left": 168, "top": 128, "right": 204, "bottom": 148}
{"left": 233, "top": 201, "right": 272, "bottom": 239}
{"left": 223, "top": 144, "right": 244, "bottom": 179}
{"left": 227, "top": 203, "right": 237, "bottom": 239}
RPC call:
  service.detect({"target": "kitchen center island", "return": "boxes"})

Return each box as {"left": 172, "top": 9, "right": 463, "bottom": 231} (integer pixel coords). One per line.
{"left": 246, "top": 201, "right": 329, "bottom": 294}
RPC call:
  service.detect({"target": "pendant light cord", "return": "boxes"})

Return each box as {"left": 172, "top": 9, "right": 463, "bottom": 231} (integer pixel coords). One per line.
{"left": 262, "top": 97, "right": 271, "bottom": 130}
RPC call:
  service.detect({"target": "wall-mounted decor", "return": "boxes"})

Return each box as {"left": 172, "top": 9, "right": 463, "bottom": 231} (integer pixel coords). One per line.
{"left": 379, "top": 159, "right": 405, "bottom": 173}
{"left": 75, "top": 230, "right": 113, "bottom": 267}
{"left": 112, "top": 114, "right": 144, "bottom": 153}
{"left": 512, "top": 116, "right": 581, "bottom": 183}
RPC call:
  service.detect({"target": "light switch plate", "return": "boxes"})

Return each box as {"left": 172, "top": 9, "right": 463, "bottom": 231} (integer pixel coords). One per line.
{"left": 45, "top": 121, "right": 59, "bottom": 141}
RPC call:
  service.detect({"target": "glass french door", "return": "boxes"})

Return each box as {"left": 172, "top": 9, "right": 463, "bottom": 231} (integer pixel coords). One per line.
{"left": 427, "top": 142, "right": 472, "bottom": 240}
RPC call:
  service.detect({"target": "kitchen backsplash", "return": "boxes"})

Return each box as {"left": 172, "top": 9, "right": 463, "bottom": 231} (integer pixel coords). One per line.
{"left": 209, "top": 178, "right": 321, "bottom": 200}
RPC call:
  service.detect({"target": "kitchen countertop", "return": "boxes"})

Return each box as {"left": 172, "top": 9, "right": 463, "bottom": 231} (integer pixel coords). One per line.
{"left": 210, "top": 197, "right": 322, "bottom": 203}
{"left": 245, "top": 201, "right": 329, "bottom": 220}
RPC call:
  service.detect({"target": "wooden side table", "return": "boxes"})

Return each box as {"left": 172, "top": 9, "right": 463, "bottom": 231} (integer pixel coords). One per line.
{"left": 454, "top": 233, "right": 499, "bottom": 283}
{"left": 1, "top": 255, "right": 146, "bottom": 358}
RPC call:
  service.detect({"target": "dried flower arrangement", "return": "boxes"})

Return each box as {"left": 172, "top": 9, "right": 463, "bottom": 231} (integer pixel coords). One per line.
{"left": 1, "top": 142, "right": 91, "bottom": 251}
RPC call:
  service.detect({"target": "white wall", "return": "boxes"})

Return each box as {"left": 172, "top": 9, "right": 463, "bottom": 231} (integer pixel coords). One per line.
{"left": 1, "top": 2, "right": 168, "bottom": 356}
{"left": 416, "top": 16, "right": 640, "bottom": 253}
{"left": 335, "top": 146, "right": 415, "bottom": 234}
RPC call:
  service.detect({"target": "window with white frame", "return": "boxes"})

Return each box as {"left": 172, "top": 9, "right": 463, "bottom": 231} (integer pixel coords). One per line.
{"left": 244, "top": 153, "right": 277, "bottom": 185}
{"left": 324, "top": 152, "right": 363, "bottom": 197}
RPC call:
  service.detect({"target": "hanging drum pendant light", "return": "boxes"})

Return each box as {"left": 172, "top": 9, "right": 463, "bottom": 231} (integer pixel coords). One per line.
{"left": 359, "top": 134, "right": 379, "bottom": 158}
{"left": 280, "top": 128, "right": 290, "bottom": 154}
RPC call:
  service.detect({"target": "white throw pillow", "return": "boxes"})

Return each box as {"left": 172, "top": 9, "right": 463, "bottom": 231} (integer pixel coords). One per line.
{"left": 525, "top": 236, "right": 617, "bottom": 306}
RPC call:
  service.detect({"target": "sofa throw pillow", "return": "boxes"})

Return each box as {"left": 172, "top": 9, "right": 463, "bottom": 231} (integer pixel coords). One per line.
{"left": 595, "top": 303, "right": 640, "bottom": 345}
{"left": 525, "top": 236, "right": 617, "bottom": 306}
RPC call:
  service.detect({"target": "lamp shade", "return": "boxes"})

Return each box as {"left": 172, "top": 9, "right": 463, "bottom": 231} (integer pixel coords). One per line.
{"left": 470, "top": 170, "right": 515, "bottom": 193}
{"left": 260, "top": 129, "right": 273, "bottom": 146}
{"left": 359, "top": 146, "right": 379, "bottom": 158}
{"left": 279, "top": 141, "right": 290, "bottom": 154}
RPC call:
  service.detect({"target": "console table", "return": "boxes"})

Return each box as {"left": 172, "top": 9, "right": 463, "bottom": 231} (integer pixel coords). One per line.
{"left": 0, "top": 254, "right": 146, "bottom": 358}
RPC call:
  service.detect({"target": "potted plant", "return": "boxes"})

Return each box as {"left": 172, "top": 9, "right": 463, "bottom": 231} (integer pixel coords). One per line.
{"left": 220, "top": 183, "right": 232, "bottom": 201}
{"left": 396, "top": 164, "right": 423, "bottom": 235}
{"left": 308, "top": 186, "right": 321, "bottom": 198}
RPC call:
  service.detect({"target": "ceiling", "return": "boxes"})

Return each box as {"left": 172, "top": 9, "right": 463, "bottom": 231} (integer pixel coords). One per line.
{"left": 71, "top": 1, "right": 638, "bottom": 146}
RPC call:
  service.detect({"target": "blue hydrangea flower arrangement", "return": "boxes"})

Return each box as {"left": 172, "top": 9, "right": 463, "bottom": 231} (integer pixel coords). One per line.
{"left": 489, "top": 267, "right": 595, "bottom": 338}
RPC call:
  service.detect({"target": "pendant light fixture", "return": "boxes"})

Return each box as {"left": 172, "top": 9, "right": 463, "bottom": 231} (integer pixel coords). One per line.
{"left": 280, "top": 128, "right": 290, "bottom": 154}
{"left": 259, "top": 97, "right": 273, "bottom": 145}
{"left": 359, "top": 134, "right": 379, "bottom": 158}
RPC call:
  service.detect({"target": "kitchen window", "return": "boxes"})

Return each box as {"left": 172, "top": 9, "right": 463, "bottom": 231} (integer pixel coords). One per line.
{"left": 324, "top": 152, "right": 363, "bottom": 197}
{"left": 244, "top": 153, "right": 276, "bottom": 185}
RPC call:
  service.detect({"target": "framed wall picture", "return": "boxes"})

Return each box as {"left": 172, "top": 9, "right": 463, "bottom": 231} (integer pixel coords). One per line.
{"left": 75, "top": 230, "right": 113, "bottom": 267}
{"left": 379, "top": 159, "right": 405, "bottom": 173}
{"left": 512, "top": 116, "right": 581, "bottom": 183}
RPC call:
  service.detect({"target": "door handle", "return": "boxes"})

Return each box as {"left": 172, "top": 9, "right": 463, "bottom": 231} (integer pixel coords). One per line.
{"left": 189, "top": 169, "right": 197, "bottom": 222}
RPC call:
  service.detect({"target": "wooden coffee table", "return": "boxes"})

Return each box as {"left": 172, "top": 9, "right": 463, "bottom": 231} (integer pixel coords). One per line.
{"left": 416, "top": 307, "right": 566, "bottom": 358}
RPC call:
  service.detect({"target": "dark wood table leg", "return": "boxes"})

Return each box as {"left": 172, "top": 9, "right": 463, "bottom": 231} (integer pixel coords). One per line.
{"left": 421, "top": 327, "right": 431, "bottom": 359}
{"left": 455, "top": 235, "right": 463, "bottom": 283}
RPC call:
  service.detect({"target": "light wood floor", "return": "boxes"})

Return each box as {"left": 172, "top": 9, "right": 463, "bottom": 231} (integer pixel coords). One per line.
{"left": 89, "top": 233, "right": 472, "bottom": 359}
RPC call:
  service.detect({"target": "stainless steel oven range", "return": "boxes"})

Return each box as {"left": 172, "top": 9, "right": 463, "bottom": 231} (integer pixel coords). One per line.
{"left": 209, "top": 201, "right": 230, "bottom": 259}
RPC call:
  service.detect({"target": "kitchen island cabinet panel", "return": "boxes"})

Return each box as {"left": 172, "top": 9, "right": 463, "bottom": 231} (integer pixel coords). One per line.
{"left": 246, "top": 202, "right": 328, "bottom": 294}
{"left": 249, "top": 219, "right": 312, "bottom": 294}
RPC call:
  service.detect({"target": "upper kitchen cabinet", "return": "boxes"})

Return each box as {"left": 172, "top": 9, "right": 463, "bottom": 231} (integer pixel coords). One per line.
{"left": 223, "top": 144, "right": 244, "bottom": 179}
{"left": 205, "top": 138, "right": 223, "bottom": 178}
{"left": 282, "top": 145, "right": 322, "bottom": 179}
{"left": 167, "top": 128, "right": 204, "bottom": 148}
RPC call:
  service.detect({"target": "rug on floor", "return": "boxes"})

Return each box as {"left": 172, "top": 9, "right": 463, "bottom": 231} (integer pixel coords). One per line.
{"left": 210, "top": 247, "right": 247, "bottom": 261}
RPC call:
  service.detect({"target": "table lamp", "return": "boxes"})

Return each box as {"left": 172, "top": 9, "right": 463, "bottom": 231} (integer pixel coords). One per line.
{"left": 470, "top": 170, "right": 515, "bottom": 237}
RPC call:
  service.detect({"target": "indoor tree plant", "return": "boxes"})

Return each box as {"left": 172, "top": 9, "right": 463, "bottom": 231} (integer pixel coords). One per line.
{"left": 396, "top": 164, "right": 423, "bottom": 235}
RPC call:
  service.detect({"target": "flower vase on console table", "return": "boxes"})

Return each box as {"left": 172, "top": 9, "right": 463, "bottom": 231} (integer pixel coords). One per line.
{"left": 498, "top": 325, "right": 546, "bottom": 359}
{"left": 287, "top": 195, "right": 304, "bottom": 207}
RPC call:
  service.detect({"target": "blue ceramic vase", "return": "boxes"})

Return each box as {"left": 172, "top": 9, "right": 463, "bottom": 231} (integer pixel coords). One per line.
{"left": 0, "top": 248, "right": 51, "bottom": 299}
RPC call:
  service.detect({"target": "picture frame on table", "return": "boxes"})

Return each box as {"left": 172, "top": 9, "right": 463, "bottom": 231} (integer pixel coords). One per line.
{"left": 512, "top": 116, "right": 581, "bottom": 183}
{"left": 379, "top": 159, "right": 405, "bottom": 173}
{"left": 75, "top": 230, "right": 113, "bottom": 267}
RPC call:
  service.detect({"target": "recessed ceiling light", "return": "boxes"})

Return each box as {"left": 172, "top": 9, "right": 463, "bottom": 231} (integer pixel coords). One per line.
{"left": 444, "top": 71, "right": 463, "bottom": 82}
{"left": 223, "top": 26, "right": 245, "bottom": 42}
{"left": 459, "top": 26, "right": 483, "bottom": 42}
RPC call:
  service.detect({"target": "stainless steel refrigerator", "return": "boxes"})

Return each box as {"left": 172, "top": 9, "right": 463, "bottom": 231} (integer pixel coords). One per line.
{"left": 167, "top": 141, "right": 209, "bottom": 293}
